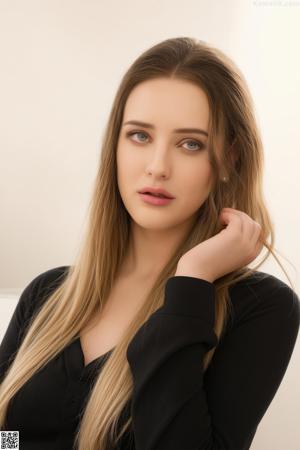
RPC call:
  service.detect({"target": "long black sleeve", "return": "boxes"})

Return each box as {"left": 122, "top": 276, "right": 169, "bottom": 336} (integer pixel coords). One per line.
{"left": 1, "top": 267, "right": 299, "bottom": 449}
{"left": 126, "top": 275, "right": 300, "bottom": 450}
{"left": 0, "top": 275, "right": 39, "bottom": 384}
{"left": 0, "top": 266, "right": 68, "bottom": 384}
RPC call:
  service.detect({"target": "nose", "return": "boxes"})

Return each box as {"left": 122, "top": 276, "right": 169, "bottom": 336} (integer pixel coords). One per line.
{"left": 145, "top": 148, "right": 170, "bottom": 179}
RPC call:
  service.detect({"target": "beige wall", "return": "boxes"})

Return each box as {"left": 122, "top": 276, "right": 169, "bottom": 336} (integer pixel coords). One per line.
{"left": 0, "top": 1, "right": 299, "bottom": 448}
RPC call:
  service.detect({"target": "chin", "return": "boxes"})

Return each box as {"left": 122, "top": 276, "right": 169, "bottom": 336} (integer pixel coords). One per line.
{"left": 129, "top": 212, "right": 179, "bottom": 230}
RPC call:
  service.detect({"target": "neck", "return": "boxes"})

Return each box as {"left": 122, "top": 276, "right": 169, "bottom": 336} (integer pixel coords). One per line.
{"left": 119, "top": 216, "right": 196, "bottom": 280}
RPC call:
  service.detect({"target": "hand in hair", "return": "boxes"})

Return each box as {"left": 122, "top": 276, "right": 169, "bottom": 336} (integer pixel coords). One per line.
{"left": 175, "top": 207, "right": 264, "bottom": 283}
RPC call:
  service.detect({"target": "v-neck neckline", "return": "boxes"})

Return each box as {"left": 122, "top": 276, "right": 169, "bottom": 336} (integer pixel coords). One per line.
{"left": 76, "top": 336, "right": 115, "bottom": 370}
{"left": 64, "top": 337, "right": 115, "bottom": 382}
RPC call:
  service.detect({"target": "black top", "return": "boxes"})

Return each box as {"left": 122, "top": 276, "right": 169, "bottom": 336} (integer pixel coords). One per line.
{"left": 0, "top": 266, "right": 299, "bottom": 450}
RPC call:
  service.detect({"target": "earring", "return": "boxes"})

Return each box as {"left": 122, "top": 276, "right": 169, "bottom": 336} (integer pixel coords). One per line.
{"left": 222, "top": 176, "right": 228, "bottom": 182}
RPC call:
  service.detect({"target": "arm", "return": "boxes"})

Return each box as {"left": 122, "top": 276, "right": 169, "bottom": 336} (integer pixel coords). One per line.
{"left": 126, "top": 275, "right": 300, "bottom": 450}
{"left": 0, "top": 266, "right": 69, "bottom": 384}
{"left": 0, "top": 275, "right": 39, "bottom": 383}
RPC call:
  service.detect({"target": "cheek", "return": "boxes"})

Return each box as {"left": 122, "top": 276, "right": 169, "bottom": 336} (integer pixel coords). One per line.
{"left": 116, "top": 146, "right": 141, "bottom": 200}
{"left": 180, "top": 162, "right": 212, "bottom": 202}
{"left": 117, "top": 144, "right": 139, "bottom": 178}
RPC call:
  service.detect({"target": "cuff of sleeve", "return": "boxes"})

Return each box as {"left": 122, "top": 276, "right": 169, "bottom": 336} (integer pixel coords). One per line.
{"left": 162, "top": 276, "right": 216, "bottom": 325}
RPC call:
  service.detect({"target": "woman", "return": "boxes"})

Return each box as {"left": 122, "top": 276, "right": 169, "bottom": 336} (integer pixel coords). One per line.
{"left": 0, "top": 37, "right": 299, "bottom": 450}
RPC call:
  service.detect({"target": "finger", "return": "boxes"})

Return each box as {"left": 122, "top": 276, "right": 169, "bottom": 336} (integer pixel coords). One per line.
{"left": 250, "top": 223, "right": 263, "bottom": 248}
{"left": 222, "top": 209, "right": 262, "bottom": 251}
{"left": 251, "top": 220, "right": 262, "bottom": 242}
{"left": 240, "top": 214, "right": 255, "bottom": 241}
{"left": 246, "top": 226, "right": 262, "bottom": 262}
{"left": 233, "top": 210, "right": 258, "bottom": 242}
{"left": 252, "top": 232, "right": 264, "bottom": 258}
{"left": 224, "top": 208, "right": 251, "bottom": 237}
{"left": 220, "top": 210, "right": 243, "bottom": 235}
{"left": 222, "top": 207, "right": 242, "bottom": 215}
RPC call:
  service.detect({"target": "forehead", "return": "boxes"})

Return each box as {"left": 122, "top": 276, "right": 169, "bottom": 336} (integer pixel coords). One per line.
{"left": 123, "top": 78, "right": 210, "bottom": 132}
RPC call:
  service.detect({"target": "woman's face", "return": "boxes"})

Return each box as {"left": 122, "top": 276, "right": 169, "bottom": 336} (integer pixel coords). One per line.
{"left": 116, "top": 77, "right": 213, "bottom": 231}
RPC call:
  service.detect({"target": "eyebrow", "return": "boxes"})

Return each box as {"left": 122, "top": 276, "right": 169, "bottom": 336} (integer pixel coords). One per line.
{"left": 123, "top": 120, "right": 208, "bottom": 137}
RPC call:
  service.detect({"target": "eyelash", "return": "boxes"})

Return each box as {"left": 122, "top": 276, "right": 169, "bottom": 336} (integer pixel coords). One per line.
{"left": 126, "top": 130, "right": 205, "bottom": 152}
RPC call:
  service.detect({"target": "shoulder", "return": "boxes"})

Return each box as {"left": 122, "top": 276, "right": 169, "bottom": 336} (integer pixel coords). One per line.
{"left": 25, "top": 265, "right": 70, "bottom": 299}
{"left": 19, "top": 265, "right": 71, "bottom": 319}
{"left": 227, "top": 270, "right": 300, "bottom": 333}
{"left": 31, "top": 265, "right": 70, "bottom": 294}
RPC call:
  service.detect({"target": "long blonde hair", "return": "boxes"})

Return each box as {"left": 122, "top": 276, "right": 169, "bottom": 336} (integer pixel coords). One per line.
{"left": 0, "top": 37, "right": 294, "bottom": 449}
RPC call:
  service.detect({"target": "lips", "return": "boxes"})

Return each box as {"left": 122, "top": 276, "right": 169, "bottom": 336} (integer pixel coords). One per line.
{"left": 139, "top": 192, "right": 174, "bottom": 206}
{"left": 138, "top": 187, "right": 174, "bottom": 199}
{"left": 144, "top": 192, "right": 168, "bottom": 198}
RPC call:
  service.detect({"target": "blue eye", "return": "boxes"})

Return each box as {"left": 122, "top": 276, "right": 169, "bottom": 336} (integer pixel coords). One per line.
{"left": 128, "top": 131, "right": 148, "bottom": 142}
{"left": 182, "top": 140, "right": 203, "bottom": 151}
{"left": 126, "top": 130, "right": 205, "bottom": 152}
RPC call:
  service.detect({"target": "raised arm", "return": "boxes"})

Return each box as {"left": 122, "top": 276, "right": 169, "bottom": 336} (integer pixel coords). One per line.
{"left": 126, "top": 275, "right": 300, "bottom": 450}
